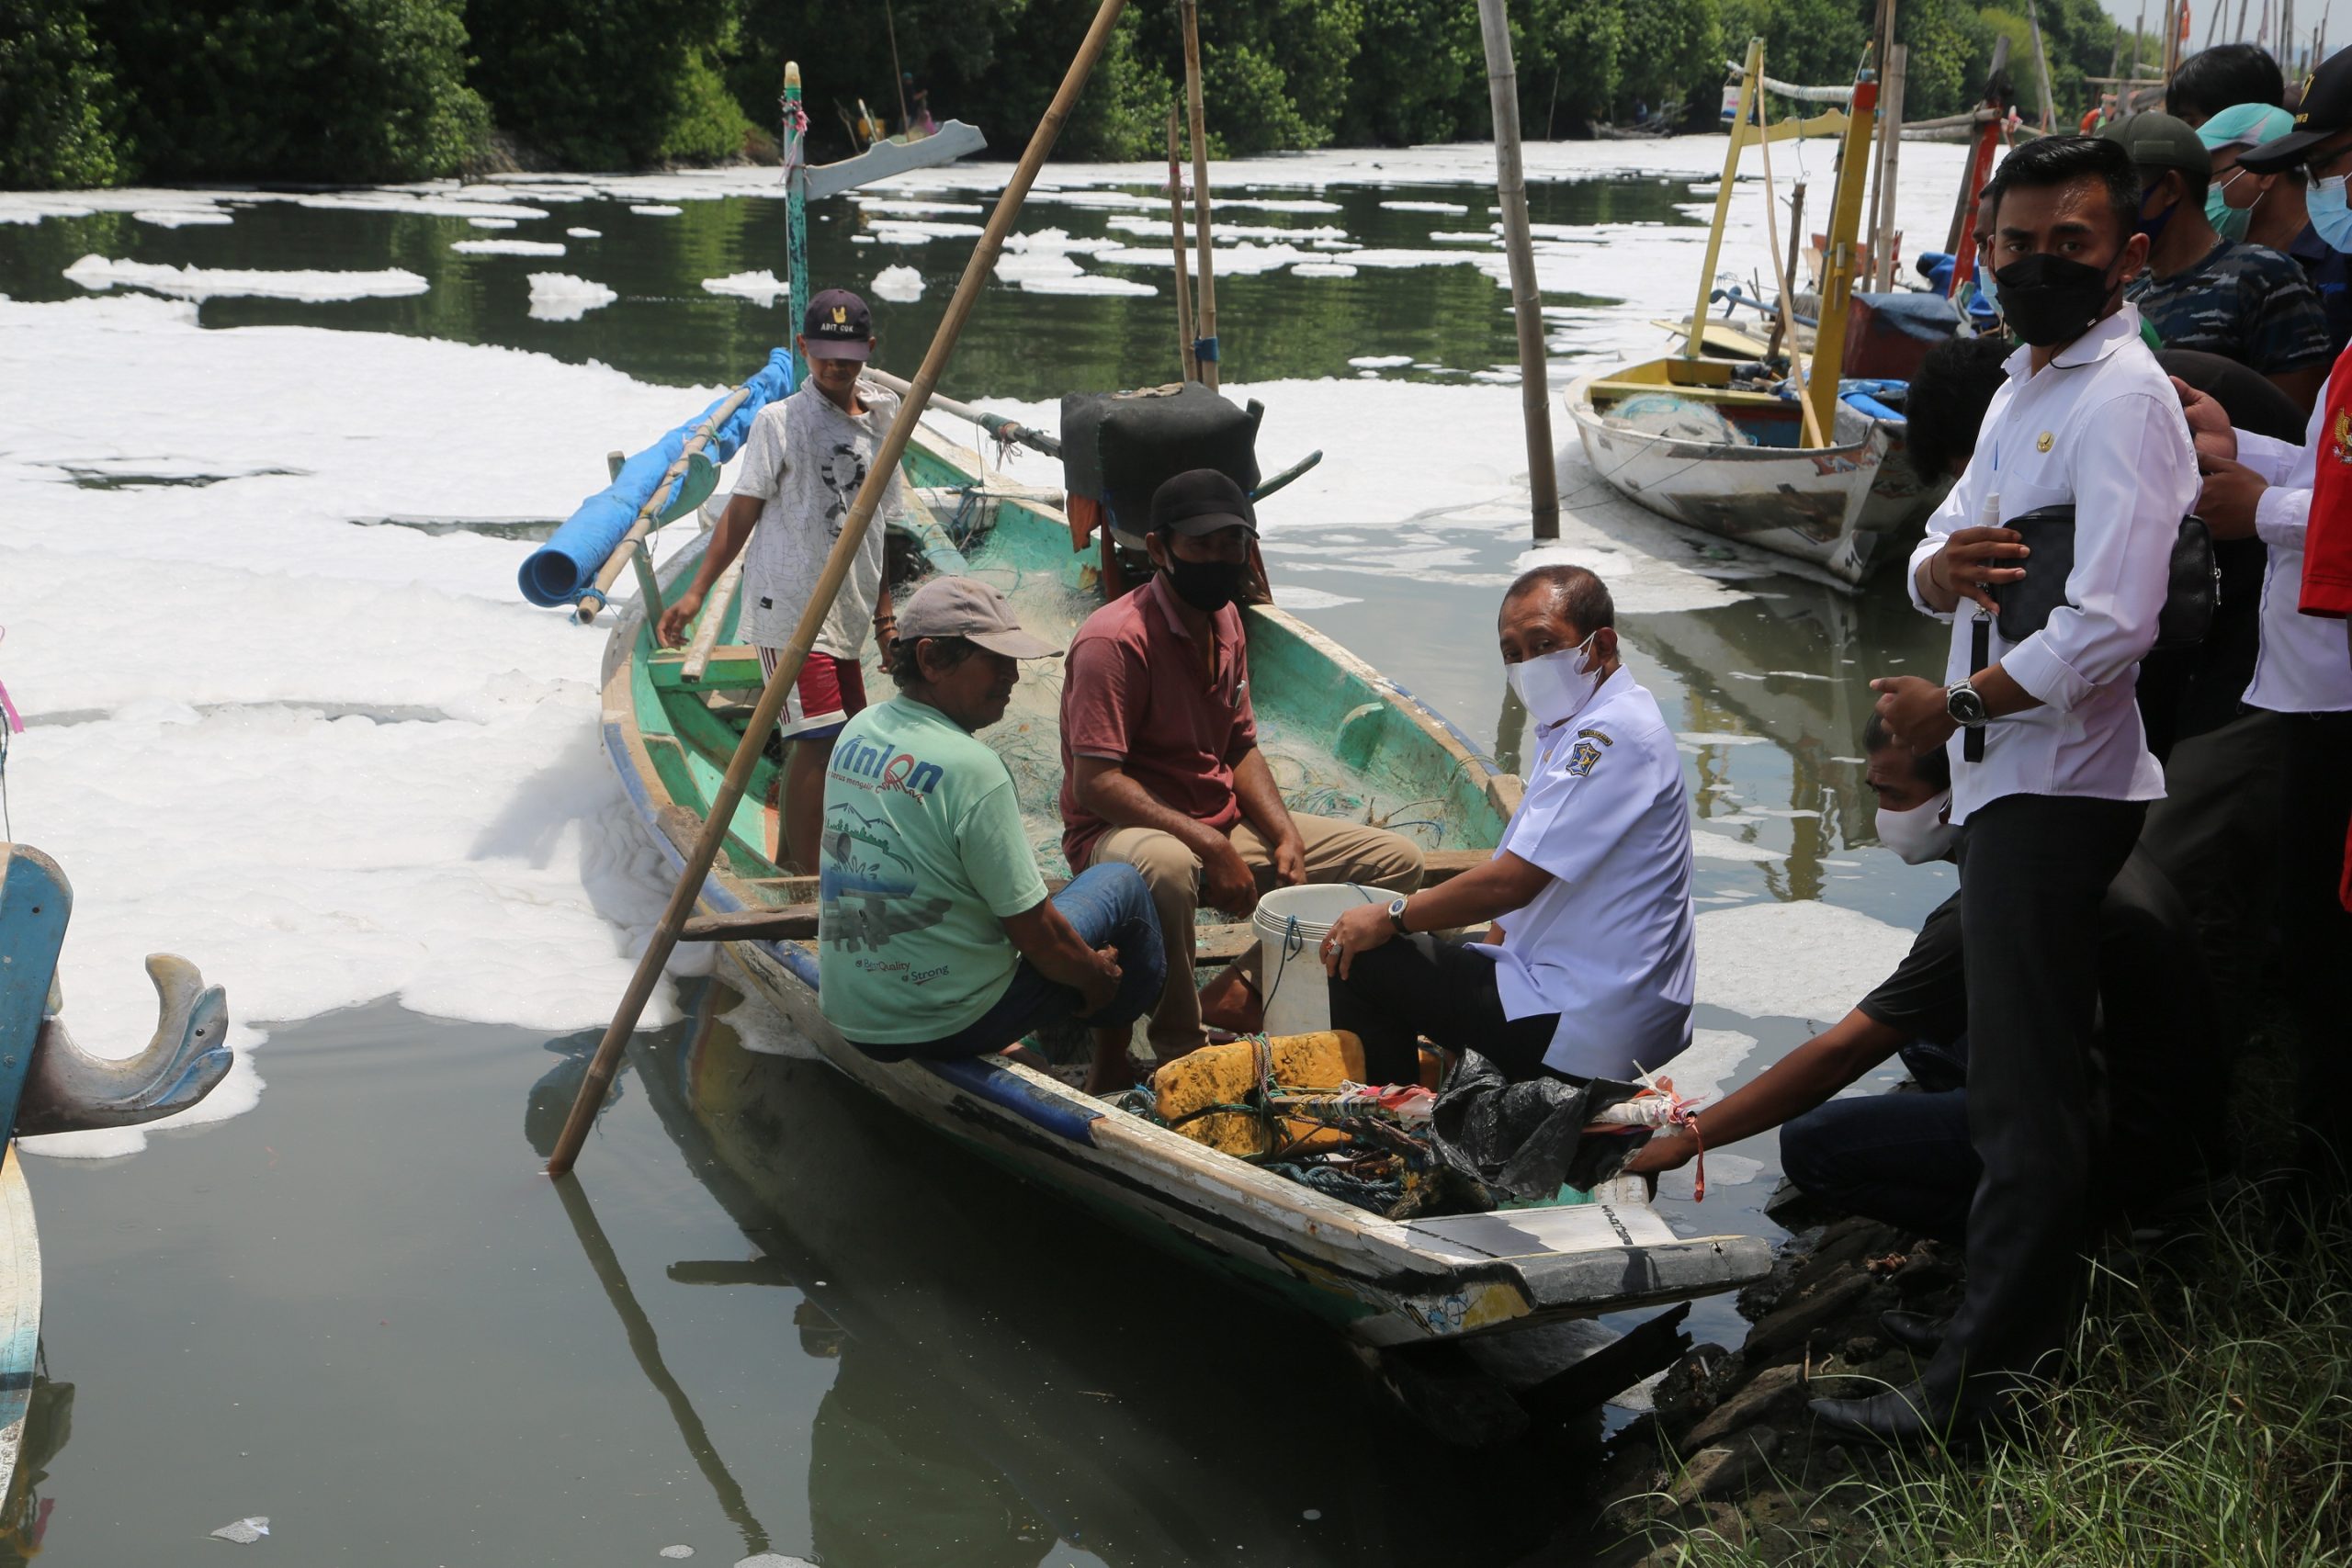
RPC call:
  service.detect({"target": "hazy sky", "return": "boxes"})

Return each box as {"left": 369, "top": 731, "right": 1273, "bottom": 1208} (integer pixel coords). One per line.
{"left": 2092, "top": 0, "right": 2335, "bottom": 49}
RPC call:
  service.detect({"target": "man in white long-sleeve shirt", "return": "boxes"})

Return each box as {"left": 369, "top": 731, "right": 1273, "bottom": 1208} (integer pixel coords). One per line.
{"left": 1824, "top": 135, "right": 2199, "bottom": 1444}
{"left": 2171, "top": 49, "right": 2352, "bottom": 1188}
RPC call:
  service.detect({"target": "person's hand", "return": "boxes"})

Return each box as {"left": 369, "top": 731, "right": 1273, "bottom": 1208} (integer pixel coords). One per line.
{"left": 1927, "top": 526, "right": 2028, "bottom": 615}
{"left": 1621, "top": 1125, "right": 1699, "bottom": 1177}
{"left": 1871, "top": 675, "right": 1960, "bottom": 756}
{"left": 1318, "top": 902, "right": 1395, "bottom": 980}
{"left": 1076, "top": 945, "right": 1122, "bottom": 1019}
{"left": 656, "top": 588, "right": 706, "bottom": 649}
{"left": 2170, "top": 376, "right": 2238, "bottom": 466}
{"left": 1199, "top": 837, "right": 1259, "bottom": 917}
{"left": 1272, "top": 830, "right": 1307, "bottom": 887}
{"left": 2196, "top": 455, "right": 2267, "bottom": 540}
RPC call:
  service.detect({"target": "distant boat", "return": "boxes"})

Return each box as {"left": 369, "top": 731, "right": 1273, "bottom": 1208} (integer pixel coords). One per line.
{"left": 1567, "top": 41, "right": 1954, "bottom": 586}
{"left": 0, "top": 844, "right": 232, "bottom": 1502}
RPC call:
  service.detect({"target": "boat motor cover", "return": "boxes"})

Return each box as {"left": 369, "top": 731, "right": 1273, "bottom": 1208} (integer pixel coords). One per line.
{"left": 1062, "top": 384, "right": 1260, "bottom": 548}
{"left": 519, "top": 347, "right": 797, "bottom": 607}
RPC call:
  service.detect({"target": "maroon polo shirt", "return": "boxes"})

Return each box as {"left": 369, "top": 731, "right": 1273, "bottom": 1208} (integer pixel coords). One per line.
{"left": 1057, "top": 571, "right": 1259, "bottom": 869}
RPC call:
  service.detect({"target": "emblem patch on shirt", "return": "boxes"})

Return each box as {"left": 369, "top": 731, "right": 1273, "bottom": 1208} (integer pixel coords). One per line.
{"left": 2333, "top": 408, "right": 2352, "bottom": 466}
{"left": 1566, "top": 738, "right": 1605, "bottom": 777}
{"left": 2035, "top": 430, "right": 2053, "bottom": 453}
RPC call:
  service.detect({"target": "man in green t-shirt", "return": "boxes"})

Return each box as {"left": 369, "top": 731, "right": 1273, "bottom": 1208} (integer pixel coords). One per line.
{"left": 816, "top": 577, "right": 1164, "bottom": 1092}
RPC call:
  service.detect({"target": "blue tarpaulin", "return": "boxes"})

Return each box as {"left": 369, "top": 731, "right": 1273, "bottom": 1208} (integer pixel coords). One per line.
{"left": 519, "top": 347, "right": 797, "bottom": 607}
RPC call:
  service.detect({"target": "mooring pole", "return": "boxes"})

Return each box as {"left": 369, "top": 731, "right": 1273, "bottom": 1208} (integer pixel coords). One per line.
{"left": 1476, "top": 0, "right": 1559, "bottom": 541}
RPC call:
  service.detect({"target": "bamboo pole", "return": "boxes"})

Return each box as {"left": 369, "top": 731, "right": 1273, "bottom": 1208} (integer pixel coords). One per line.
{"left": 784, "top": 62, "right": 809, "bottom": 384}
{"left": 1805, "top": 50, "right": 1878, "bottom": 439}
{"left": 1871, "top": 45, "right": 1907, "bottom": 289}
{"left": 1757, "top": 107, "right": 1826, "bottom": 449}
{"left": 1475, "top": 0, "right": 1559, "bottom": 541}
{"left": 1690, "top": 39, "right": 1763, "bottom": 360}
{"left": 1860, "top": 0, "right": 1899, "bottom": 290}
{"left": 1168, "top": 107, "right": 1198, "bottom": 382}
{"left": 1767, "top": 180, "right": 1804, "bottom": 364}
{"left": 2028, "top": 0, "right": 2059, "bottom": 130}
{"left": 883, "top": 0, "right": 910, "bottom": 135}
{"left": 545, "top": 0, "right": 1134, "bottom": 1179}
{"left": 1179, "top": 0, "right": 1219, "bottom": 389}
{"left": 681, "top": 556, "right": 742, "bottom": 681}
{"left": 2236, "top": 0, "right": 2252, "bottom": 45}
{"left": 861, "top": 366, "right": 1063, "bottom": 456}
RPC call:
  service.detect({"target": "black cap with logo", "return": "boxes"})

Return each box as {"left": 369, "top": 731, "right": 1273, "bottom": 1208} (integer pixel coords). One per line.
{"left": 802, "top": 288, "right": 875, "bottom": 360}
{"left": 1149, "top": 468, "right": 1258, "bottom": 536}
{"left": 2240, "top": 46, "right": 2352, "bottom": 171}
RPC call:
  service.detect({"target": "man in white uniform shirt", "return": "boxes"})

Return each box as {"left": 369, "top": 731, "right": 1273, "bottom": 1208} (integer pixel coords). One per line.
{"left": 1837, "top": 135, "right": 2198, "bottom": 1444}
{"left": 1317, "top": 566, "right": 1694, "bottom": 1087}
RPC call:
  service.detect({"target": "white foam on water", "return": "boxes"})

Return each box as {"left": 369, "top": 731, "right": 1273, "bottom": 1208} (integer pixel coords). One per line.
{"left": 133, "top": 208, "right": 235, "bottom": 229}
{"left": 1696, "top": 901, "right": 1917, "bottom": 1024}
{"left": 62, "top": 254, "right": 429, "bottom": 302}
{"left": 1103, "top": 215, "right": 1351, "bottom": 244}
{"left": 468, "top": 216, "right": 517, "bottom": 230}
{"left": 1269, "top": 584, "right": 1361, "bottom": 611}
{"left": 869, "top": 264, "right": 924, "bottom": 302}
{"left": 1346, "top": 355, "right": 1412, "bottom": 368}
{"left": 452, "top": 238, "right": 566, "bottom": 256}
{"left": 297, "top": 192, "right": 549, "bottom": 221}
{"left": 566, "top": 227, "right": 602, "bottom": 239}
{"left": 1380, "top": 199, "right": 1469, "bottom": 213}
{"left": 1689, "top": 830, "right": 1781, "bottom": 863}
{"left": 993, "top": 240, "right": 1156, "bottom": 297}
{"left": 1291, "top": 262, "right": 1357, "bottom": 277}
{"left": 0, "top": 296, "right": 729, "bottom": 1156}
{"left": 630, "top": 204, "right": 684, "bottom": 216}
{"left": 1430, "top": 230, "right": 1499, "bottom": 243}
{"left": 865, "top": 218, "right": 985, "bottom": 243}
{"left": 701, "top": 270, "right": 789, "bottom": 305}
{"left": 850, "top": 197, "right": 985, "bottom": 216}
{"left": 526, "top": 273, "right": 618, "bottom": 321}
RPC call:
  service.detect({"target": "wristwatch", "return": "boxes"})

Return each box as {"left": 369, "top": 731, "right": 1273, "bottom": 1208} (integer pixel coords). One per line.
{"left": 1945, "top": 679, "right": 1990, "bottom": 728}
{"left": 1386, "top": 896, "right": 1411, "bottom": 935}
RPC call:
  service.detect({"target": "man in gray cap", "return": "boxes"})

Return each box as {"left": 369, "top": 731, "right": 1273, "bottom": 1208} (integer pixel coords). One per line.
{"left": 816, "top": 576, "right": 1164, "bottom": 1093}
{"left": 2107, "top": 111, "right": 2331, "bottom": 407}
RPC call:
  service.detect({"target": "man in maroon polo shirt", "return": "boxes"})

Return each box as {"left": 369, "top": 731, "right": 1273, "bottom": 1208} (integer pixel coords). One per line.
{"left": 1057, "top": 469, "right": 1425, "bottom": 1058}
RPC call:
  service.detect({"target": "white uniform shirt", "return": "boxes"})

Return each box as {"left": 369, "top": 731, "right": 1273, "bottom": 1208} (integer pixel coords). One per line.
{"left": 2231, "top": 395, "right": 2352, "bottom": 714}
{"left": 1904, "top": 306, "right": 2198, "bottom": 823}
{"left": 730, "top": 378, "right": 907, "bottom": 658}
{"left": 1472, "top": 668, "right": 1695, "bottom": 1080}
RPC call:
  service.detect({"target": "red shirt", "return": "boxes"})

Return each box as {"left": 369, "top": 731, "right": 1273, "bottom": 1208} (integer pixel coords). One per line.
{"left": 1057, "top": 572, "right": 1259, "bottom": 868}
{"left": 2301, "top": 350, "right": 2352, "bottom": 619}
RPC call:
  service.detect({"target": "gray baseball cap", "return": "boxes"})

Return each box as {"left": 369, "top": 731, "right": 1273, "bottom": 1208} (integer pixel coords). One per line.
{"left": 898, "top": 577, "right": 1060, "bottom": 658}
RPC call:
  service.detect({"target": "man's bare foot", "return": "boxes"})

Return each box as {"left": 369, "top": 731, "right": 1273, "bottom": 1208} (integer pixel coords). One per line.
{"left": 1196, "top": 967, "right": 1263, "bottom": 1035}
{"left": 1082, "top": 1029, "right": 1140, "bottom": 1096}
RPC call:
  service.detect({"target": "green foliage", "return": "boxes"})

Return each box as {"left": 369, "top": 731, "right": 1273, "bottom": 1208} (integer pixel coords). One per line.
{"left": 468, "top": 0, "right": 741, "bottom": 169}
{"left": 84, "top": 0, "right": 486, "bottom": 182}
{"left": 1719, "top": 0, "right": 1872, "bottom": 111}
{"left": 1336, "top": 0, "right": 1485, "bottom": 144}
{"left": 0, "top": 0, "right": 127, "bottom": 188}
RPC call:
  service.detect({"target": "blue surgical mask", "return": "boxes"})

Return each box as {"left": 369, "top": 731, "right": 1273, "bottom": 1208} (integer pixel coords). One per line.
{"left": 2311, "top": 173, "right": 2352, "bottom": 253}
{"left": 2136, "top": 190, "right": 2178, "bottom": 243}
{"left": 1974, "top": 262, "right": 1998, "bottom": 310}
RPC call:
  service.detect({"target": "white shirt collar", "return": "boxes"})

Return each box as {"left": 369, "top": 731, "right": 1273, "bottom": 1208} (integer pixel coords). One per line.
{"left": 2004, "top": 303, "right": 2143, "bottom": 382}
{"left": 1532, "top": 664, "right": 1630, "bottom": 744}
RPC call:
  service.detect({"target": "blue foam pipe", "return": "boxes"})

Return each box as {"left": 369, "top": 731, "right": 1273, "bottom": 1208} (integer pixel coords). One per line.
{"left": 519, "top": 348, "right": 797, "bottom": 608}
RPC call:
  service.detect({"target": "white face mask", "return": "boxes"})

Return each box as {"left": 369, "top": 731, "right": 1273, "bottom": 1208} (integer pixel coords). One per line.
{"left": 1876, "top": 788, "right": 1960, "bottom": 864}
{"left": 1507, "top": 633, "right": 1603, "bottom": 729}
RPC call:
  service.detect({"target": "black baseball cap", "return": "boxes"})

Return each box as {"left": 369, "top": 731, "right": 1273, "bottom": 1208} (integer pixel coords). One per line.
{"left": 802, "top": 288, "right": 874, "bottom": 360}
{"left": 2239, "top": 46, "right": 2352, "bottom": 171}
{"left": 1149, "top": 468, "right": 1258, "bottom": 536}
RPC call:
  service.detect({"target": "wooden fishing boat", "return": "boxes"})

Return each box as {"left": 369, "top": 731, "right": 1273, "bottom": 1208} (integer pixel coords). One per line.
{"left": 0, "top": 844, "right": 232, "bottom": 1504}
{"left": 595, "top": 412, "right": 1772, "bottom": 1354}
{"left": 1568, "top": 41, "right": 1953, "bottom": 587}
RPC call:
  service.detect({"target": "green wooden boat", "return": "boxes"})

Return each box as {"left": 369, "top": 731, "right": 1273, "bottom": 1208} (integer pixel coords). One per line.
{"left": 598, "top": 404, "right": 1773, "bottom": 1352}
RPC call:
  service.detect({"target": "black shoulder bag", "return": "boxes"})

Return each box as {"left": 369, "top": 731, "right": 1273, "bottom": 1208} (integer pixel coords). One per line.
{"left": 1990, "top": 502, "right": 2219, "bottom": 650}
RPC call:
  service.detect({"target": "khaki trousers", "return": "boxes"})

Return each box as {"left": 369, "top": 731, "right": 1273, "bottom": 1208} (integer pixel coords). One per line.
{"left": 1090, "top": 813, "right": 1424, "bottom": 1053}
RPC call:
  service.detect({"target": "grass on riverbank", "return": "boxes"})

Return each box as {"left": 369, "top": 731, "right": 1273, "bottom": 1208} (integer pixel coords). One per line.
{"left": 1658, "top": 1187, "right": 2352, "bottom": 1566}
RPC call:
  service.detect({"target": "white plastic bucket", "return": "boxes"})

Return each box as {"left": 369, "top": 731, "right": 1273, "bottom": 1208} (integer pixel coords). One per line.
{"left": 1250, "top": 883, "right": 1385, "bottom": 1039}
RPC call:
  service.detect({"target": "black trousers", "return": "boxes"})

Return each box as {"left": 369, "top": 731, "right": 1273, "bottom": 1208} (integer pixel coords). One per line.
{"left": 1928, "top": 792, "right": 2146, "bottom": 1411}
{"left": 1325, "top": 934, "right": 1561, "bottom": 1084}
{"left": 2277, "top": 710, "right": 2352, "bottom": 1179}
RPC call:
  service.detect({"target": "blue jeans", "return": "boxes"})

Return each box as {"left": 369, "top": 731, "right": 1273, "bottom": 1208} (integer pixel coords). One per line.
{"left": 1781, "top": 1086, "right": 1977, "bottom": 1242}
{"left": 854, "top": 863, "right": 1166, "bottom": 1063}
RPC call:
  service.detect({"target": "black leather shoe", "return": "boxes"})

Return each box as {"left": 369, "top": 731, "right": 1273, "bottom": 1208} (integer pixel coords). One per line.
{"left": 1807, "top": 1382, "right": 1951, "bottom": 1447}
{"left": 1879, "top": 1309, "right": 1946, "bottom": 1355}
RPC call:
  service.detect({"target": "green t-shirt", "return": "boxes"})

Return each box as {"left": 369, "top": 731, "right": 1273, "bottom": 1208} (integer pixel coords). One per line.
{"left": 815, "top": 695, "right": 1048, "bottom": 1044}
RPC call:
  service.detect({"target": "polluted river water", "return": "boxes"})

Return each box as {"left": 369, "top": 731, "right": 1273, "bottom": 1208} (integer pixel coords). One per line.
{"left": 0, "top": 137, "right": 1975, "bottom": 1563}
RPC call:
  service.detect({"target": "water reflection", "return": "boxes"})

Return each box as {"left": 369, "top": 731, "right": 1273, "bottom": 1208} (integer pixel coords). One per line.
{"left": 0, "top": 1363, "right": 73, "bottom": 1566}
{"left": 532, "top": 982, "right": 1603, "bottom": 1568}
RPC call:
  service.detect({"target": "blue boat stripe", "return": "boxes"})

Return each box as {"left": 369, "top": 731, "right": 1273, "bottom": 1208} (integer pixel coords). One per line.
{"left": 922, "top": 1056, "right": 1102, "bottom": 1143}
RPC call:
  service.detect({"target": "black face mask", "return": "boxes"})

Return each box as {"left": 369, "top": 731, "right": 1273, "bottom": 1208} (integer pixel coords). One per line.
{"left": 1992, "top": 252, "right": 2123, "bottom": 347}
{"left": 1164, "top": 554, "right": 1249, "bottom": 613}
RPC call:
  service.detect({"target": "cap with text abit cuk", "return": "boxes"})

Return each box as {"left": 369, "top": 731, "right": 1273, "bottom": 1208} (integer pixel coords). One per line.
{"left": 802, "top": 288, "right": 874, "bottom": 360}
{"left": 1148, "top": 468, "right": 1259, "bottom": 537}
{"left": 2240, "top": 46, "right": 2352, "bottom": 172}
{"left": 897, "top": 577, "right": 1059, "bottom": 659}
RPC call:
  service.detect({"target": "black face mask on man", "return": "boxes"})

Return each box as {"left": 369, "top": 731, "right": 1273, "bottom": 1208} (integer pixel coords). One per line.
{"left": 1991, "top": 252, "right": 2124, "bottom": 347}
{"left": 1164, "top": 553, "right": 1250, "bottom": 613}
